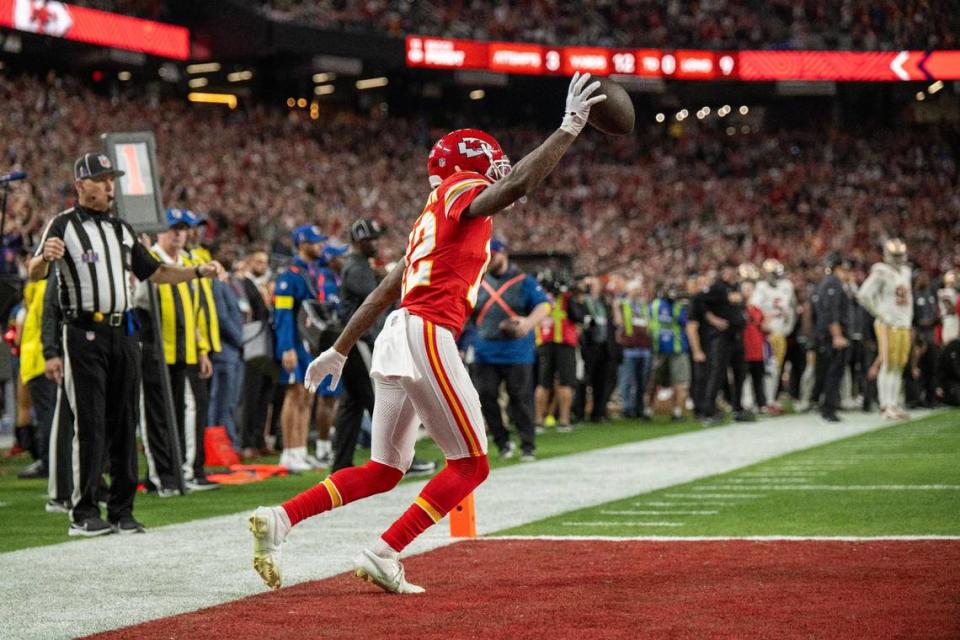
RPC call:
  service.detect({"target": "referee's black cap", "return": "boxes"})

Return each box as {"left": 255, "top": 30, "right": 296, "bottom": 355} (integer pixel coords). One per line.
{"left": 350, "top": 219, "right": 384, "bottom": 242}
{"left": 74, "top": 153, "right": 125, "bottom": 181}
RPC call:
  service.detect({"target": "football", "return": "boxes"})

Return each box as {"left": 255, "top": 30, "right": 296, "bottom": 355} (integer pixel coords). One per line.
{"left": 588, "top": 77, "right": 635, "bottom": 136}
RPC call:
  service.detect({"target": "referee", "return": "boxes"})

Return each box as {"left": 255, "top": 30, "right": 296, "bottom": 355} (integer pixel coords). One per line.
{"left": 28, "top": 152, "right": 223, "bottom": 537}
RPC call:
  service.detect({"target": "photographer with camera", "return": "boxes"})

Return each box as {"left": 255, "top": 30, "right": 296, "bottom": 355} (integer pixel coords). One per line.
{"left": 274, "top": 225, "right": 329, "bottom": 472}
{"left": 534, "top": 270, "right": 585, "bottom": 432}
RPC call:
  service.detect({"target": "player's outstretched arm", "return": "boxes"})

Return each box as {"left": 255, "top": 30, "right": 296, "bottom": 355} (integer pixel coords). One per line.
{"left": 305, "top": 264, "right": 404, "bottom": 392}
{"left": 335, "top": 263, "right": 403, "bottom": 356}
{"left": 464, "top": 72, "right": 606, "bottom": 219}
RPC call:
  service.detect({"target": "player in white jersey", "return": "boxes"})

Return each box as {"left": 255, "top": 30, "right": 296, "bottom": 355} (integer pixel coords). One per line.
{"left": 856, "top": 239, "right": 913, "bottom": 419}
{"left": 750, "top": 259, "right": 796, "bottom": 409}
{"left": 938, "top": 270, "right": 958, "bottom": 345}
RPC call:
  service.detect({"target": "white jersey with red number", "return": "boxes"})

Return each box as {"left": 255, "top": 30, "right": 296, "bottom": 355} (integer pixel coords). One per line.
{"left": 938, "top": 287, "right": 958, "bottom": 344}
{"left": 857, "top": 262, "right": 913, "bottom": 328}
{"left": 401, "top": 171, "right": 493, "bottom": 337}
{"left": 751, "top": 278, "right": 797, "bottom": 336}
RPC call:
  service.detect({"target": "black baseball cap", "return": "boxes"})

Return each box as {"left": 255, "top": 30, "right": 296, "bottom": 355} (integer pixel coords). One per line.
{"left": 74, "top": 153, "right": 124, "bottom": 181}
{"left": 824, "top": 251, "right": 849, "bottom": 269}
{"left": 351, "top": 219, "right": 384, "bottom": 242}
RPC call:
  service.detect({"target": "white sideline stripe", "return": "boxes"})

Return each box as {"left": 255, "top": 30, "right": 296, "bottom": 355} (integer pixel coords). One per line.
{"left": 488, "top": 535, "right": 960, "bottom": 542}
{"left": 0, "top": 409, "right": 940, "bottom": 640}
{"left": 702, "top": 485, "right": 960, "bottom": 491}
{"left": 561, "top": 521, "right": 685, "bottom": 527}
{"left": 600, "top": 510, "right": 718, "bottom": 515}
{"left": 676, "top": 492, "right": 766, "bottom": 498}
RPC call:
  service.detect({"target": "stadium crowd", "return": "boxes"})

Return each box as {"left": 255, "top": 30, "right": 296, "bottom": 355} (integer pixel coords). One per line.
{"left": 2, "top": 69, "right": 959, "bottom": 524}
{"left": 255, "top": 0, "right": 959, "bottom": 50}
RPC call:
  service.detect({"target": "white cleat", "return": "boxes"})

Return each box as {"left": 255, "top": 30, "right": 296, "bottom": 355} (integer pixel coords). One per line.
{"left": 248, "top": 506, "right": 290, "bottom": 590}
{"left": 882, "top": 407, "right": 901, "bottom": 421}
{"left": 353, "top": 549, "right": 425, "bottom": 594}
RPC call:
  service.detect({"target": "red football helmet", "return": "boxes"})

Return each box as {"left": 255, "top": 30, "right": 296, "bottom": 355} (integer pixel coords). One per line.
{"left": 427, "top": 128, "right": 511, "bottom": 188}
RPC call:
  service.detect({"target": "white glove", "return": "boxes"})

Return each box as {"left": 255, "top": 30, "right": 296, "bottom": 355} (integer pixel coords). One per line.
{"left": 304, "top": 347, "right": 348, "bottom": 393}
{"left": 560, "top": 71, "right": 606, "bottom": 136}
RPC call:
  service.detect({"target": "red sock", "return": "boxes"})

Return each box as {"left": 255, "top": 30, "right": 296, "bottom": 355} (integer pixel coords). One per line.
{"left": 381, "top": 455, "right": 489, "bottom": 552}
{"left": 282, "top": 460, "right": 403, "bottom": 527}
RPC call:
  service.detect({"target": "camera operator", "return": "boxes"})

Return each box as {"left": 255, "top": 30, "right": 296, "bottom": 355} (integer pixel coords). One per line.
{"left": 534, "top": 271, "right": 585, "bottom": 432}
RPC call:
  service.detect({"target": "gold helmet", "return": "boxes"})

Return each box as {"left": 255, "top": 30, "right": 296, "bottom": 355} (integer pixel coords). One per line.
{"left": 761, "top": 258, "right": 784, "bottom": 279}
{"left": 883, "top": 238, "right": 907, "bottom": 266}
{"left": 738, "top": 262, "right": 760, "bottom": 281}
{"left": 945, "top": 270, "right": 957, "bottom": 289}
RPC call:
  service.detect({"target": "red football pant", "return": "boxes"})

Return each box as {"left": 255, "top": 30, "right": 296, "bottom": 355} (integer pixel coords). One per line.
{"left": 381, "top": 455, "right": 490, "bottom": 552}
{"left": 282, "top": 460, "right": 403, "bottom": 527}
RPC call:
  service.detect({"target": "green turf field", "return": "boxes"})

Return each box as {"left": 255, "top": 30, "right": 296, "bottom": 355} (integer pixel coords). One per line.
{"left": 498, "top": 410, "right": 960, "bottom": 537}
{"left": 0, "top": 418, "right": 699, "bottom": 552}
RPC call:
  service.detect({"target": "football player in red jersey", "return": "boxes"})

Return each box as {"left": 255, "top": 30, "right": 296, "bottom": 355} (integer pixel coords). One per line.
{"left": 248, "top": 73, "right": 606, "bottom": 593}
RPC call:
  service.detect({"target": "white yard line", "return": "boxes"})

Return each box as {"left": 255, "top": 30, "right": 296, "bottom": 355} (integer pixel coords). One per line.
{"left": 0, "top": 409, "right": 936, "bottom": 640}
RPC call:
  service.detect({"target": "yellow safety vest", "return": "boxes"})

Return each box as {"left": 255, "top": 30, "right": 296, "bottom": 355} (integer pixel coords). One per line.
{"left": 151, "top": 248, "right": 208, "bottom": 364}
{"left": 187, "top": 249, "right": 221, "bottom": 354}
{"left": 19, "top": 279, "right": 47, "bottom": 383}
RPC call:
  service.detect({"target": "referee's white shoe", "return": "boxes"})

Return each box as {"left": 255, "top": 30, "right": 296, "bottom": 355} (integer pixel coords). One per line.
{"left": 353, "top": 549, "right": 425, "bottom": 594}
{"left": 248, "top": 506, "right": 290, "bottom": 590}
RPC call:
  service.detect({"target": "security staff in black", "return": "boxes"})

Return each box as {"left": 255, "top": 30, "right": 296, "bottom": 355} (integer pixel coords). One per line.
{"left": 700, "top": 260, "right": 746, "bottom": 426}
{"left": 810, "top": 252, "right": 851, "bottom": 422}
{"left": 29, "top": 152, "right": 224, "bottom": 537}
{"left": 331, "top": 218, "right": 383, "bottom": 472}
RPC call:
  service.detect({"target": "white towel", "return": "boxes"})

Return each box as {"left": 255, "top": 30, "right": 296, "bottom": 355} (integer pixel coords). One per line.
{"left": 370, "top": 309, "right": 420, "bottom": 382}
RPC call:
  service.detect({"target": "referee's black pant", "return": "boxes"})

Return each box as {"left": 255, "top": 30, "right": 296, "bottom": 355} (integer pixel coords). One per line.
{"left": 61, "top": 321, "right": 140, "bottom": 523}
{"left": 332, "top": 342, "right": 374, "bottom": 472}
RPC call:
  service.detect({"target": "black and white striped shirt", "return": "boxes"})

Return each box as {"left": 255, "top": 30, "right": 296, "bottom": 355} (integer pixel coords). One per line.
{"left": 34, "top": 206, "right": 161, "bottom": 315}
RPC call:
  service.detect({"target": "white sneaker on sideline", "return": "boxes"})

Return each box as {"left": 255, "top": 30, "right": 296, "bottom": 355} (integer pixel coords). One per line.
{"left": 249, "top": 506, "right": 290, "bottom": 590}
{"left": 279, "top": 449, "right": 311, "bottom": 473}
{"left": 303, "top": 453, "right": 327, "bottom": 470}
{"left": 353, "top": 548, "right": 425, "bottom": 594}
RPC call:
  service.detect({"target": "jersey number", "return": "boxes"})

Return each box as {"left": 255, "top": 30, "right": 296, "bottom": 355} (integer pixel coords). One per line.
{"left": 402, "top": 209, "right": 438, "bottom": 296}
{"left": 895, "top": 285, "right": 908, "bottom": 307}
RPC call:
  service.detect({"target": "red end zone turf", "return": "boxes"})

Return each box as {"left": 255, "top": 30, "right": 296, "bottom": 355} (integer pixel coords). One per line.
{"left": 86, "top": 539, "right": 960, "bottom": 640}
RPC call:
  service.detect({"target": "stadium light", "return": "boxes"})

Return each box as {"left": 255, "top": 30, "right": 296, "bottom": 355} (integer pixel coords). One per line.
{"left": 188, "top": 92, "right": 237, "bottom": 109}
{"left": 188, "top": 77, "right": 208, "bottom": 89}
{"left": 655, "top": 113, "right": 665, "bottom": 123}
{"left": 118, "top": 71, "right": 131, "bottom": 81}
{"left": 356, "top": 77, "right": 389, "bottom": 90}
{"left": 726, "top": 126, "right": 735, "bottom": 136}
{"left": 227, "top": 70, "right": 253, "bottom": 82}
{"left": 186, "top": 62, "right": 220, "bottom": 75}
{"left": 297, "top": 98, "right": 308, "bottom": 108}
{"left": 314, "top": 84, "right": 335, "bottom": 96}
{"left": 915, "top": 91, "right": 926, "bottom": 101}
{"left": 701, "top": 106, "right": 710, "bottom": 116}
{"left": 928, "top": 80, "right": 944, "bottom": 94}
{"left": 741, "top": 125, "right": 750, "bottom": 133}
{"left": 470, "top": 89, "right": 485, "bottom": 100}
{"left": 696, "top": 110, "right": 706, "bottom": 120}
{"left": 313, "top": 72, "right": 336, "bottom": 83}
{"left": 286, "top": 97, "right": 296, "bottom": 108}
{"left": 739, "top": 105, "right": 749, "bottom": 115}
